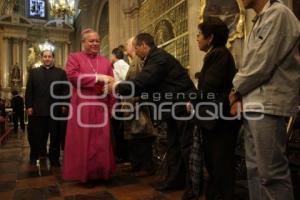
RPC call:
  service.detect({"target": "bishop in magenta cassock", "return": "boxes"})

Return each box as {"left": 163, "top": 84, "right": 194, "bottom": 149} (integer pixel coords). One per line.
{"left": 63, "top": 29, "right": 115, "bottom": 184}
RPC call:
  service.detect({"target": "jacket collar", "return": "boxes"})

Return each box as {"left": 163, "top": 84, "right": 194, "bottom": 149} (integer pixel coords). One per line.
{"left": 252, "top": 0, "right": 279, "bottom": 23}
{"left": 41, "top": 64, "right": 54, "bottom": 69}
{"left": 144, "top": 46, "right": 158, "bottom": 63}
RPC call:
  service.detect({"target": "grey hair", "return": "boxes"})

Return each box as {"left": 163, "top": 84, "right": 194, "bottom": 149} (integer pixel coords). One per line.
{"left": 81, "top": 28, "right": 100, "bottom": 41}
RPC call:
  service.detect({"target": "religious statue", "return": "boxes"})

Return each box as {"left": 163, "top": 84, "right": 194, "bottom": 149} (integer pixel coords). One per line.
{"left": 27, "top": 46, "right": 41, "bottom": 71}
{"left": 10, "top": 63, "right": 22, "bottom": 89}
{"left": 154, "top": 20, "right": 174, "bottom": 46}
{"left": 27, "top": 47, "right": 37, "bottom": 70}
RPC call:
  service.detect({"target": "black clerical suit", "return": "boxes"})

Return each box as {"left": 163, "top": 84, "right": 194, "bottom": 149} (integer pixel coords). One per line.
{"left": 11, "top": 95, "right": 25, "bottom": 133}
{"left": 117, "top": 47, "right": 195, "bottom": 189}
{"left": 25, "top": 65, "right": 68, "bottom": 165}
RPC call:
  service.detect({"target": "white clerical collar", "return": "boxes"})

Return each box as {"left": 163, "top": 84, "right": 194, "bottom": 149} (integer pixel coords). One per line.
{"left": 43, "top": 65, "right": 54, "bottom": 69}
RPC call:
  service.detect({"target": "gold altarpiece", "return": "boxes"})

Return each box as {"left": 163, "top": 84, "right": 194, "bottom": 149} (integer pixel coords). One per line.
{"left": 139, "top": 0, "right": 189, "bottom": 68}
{"left": 0, "top": 13, "right": 73, "bottom": 98}
{"left": 133, "top": 0, "right": 245, "bottom": 78}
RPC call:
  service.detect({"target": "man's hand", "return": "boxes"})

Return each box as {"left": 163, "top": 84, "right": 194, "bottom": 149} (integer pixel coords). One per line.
{"left": 186, "top": 102, "right": 193, "bottom": 113}
{"left": 27, "top": 108, "right": 33, "bottom": 116}
{"left": 229, "top": 91, "right": 238, "bottom": 105}
{"left": 229, "top": 91, "right": 242, "bottom": 116}
{"left": 104, "top": 81, "right": 114, "bottom": 94}
{"left": 230, "top": 101, "right": 243, "bottom": 116}
{"left": 96, "top": 74, "right": 114, "bottom": 84}
{"left": 96, "top": 74, "right": 116, "bottom": 93}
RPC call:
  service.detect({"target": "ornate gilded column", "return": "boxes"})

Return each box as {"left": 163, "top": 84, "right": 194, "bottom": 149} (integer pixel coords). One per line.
{"left": 55, "top": 43, "right": 62, "bottom": 68}
{"left": 22, "top": 39, "right": 27, "bottom": 88}
{"left": 63, "top": 42, "right": 69, "bottom": 69}
{"left": 188, "top": 0, "right": 202, "bottom": 84}
{"left": 1, "top": 37, "right": 10, "bottom": 88}
{"left": 12, "top": 38, "right": 20, "bottom": 66}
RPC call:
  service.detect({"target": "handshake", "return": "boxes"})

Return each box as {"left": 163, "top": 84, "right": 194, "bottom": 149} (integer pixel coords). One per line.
{"left": 96, "top": 74, "right": 117, "bottom": 93}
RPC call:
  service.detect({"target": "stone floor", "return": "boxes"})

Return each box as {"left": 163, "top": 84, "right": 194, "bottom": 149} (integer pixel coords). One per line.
{"left": 1, "top": 127, "right": 297, "bottom": 200}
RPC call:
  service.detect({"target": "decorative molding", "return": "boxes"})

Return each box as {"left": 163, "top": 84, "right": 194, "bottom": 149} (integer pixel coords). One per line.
{"left": 0, "top": 14, "right": 33, "bottom": 28}
{"left": 123, "top": 2, "right": 139, "bottom": 16}
{"left": 44, "top": 19, "right": 74, "bottom": 31}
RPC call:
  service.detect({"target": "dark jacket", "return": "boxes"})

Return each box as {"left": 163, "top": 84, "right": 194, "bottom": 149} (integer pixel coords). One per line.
{"left": 117, "top": 47, "right": 195, "bottom": 120}
{"left": 25, "top": 65, "right": 68, "bottom": 116}
{"left": 11, "top": 95, "right": 24, "bottom": 114}
{"left": 198, "top": 47, "right": 236, "bottom": 94}
{"left": 192, "top": 46, "right": 237, "bottom": 130}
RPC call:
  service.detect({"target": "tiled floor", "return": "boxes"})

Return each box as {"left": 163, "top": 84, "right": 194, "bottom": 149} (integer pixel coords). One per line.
{"left": 1, "top": 127, "right": 298, "bottom": 200}
{"left": 0, "top": 129, "right": 191, "bottom": 200}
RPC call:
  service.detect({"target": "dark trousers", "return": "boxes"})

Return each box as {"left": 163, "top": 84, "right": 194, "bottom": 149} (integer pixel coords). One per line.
{"left": 202, "top": 120, "right": 240, "bottom": 200}
{"left": 13, "top": 111, "right": 25, "bottom": 133}
{"left": 58, "top": 119, "right": 68, "bottom": 151}
{"left": 111, "top": 117, "right": 128, "bottom": 162}
{"left": 27, "top": 116, "right": 60, "bottom": 162}
{"left": 164, "top": 118, "right": 193, "bottom": 186}
{"left": 128, "top": 136, "right": 155, "bottom": 171}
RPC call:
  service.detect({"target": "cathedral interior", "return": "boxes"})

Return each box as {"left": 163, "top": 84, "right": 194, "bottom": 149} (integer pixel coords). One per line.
{"left": 0, "top": 0, "right": 299, "bottom": 200}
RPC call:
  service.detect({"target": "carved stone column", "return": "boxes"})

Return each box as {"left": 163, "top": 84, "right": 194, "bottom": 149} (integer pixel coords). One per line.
{"left": 22, "top": 39, "right": 27, "bottom": 88}
{"left": 109, "top": 0, "right": 139, "bottom": 51}
{"left": 1, "top": 37, "right": 10, "bottom": 88}
{"left": 109, "top": 0, "right": 121, "bottom": 50}
{"left": 56, "top": 43, "right": 62, "bottom": 68}
{"left": 123, "top": 0, "right": 139, "bottom": 38}
{"left": 63, "top": 42, "right": 69, "bottom": 69}
{"left": 12, "top": 38, "right": 20, "bottom": 66}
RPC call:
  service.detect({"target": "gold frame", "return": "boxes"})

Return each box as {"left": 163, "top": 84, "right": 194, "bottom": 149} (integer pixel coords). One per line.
{"left": 199, "top": 0, "right": 245, "bottom": 44}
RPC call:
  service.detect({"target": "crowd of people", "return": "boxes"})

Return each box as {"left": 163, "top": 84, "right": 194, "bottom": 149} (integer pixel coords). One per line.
{"left": 2, "top": 1, "right": 299, "bottom": 200}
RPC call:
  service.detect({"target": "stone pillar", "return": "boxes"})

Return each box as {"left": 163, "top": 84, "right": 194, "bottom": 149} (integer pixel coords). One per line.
{"left": 56, "top": 43, "right": 62, "bottom": 68}
{"left": 12, "top": 38, "right": 20, "bottom": 66}
{"left": 62, "top": 42, "right": 69, "bottom": 69}
{"left": 187, "top": 0, "right": 202, "bottom": 85}
{"left": 109, "top": 0, "right": 121, "bottom": 50}
{"left": 109, "top": 0, "right": 135, "bottom": 49}
{"left": 22, "top": 39, "right": 27, "bottom": 88}
{"left": 123, "top": 0, "right": 139, "bottom": 38}
{"left": 2, "top": 37, "right": 10, "bottom": 88}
